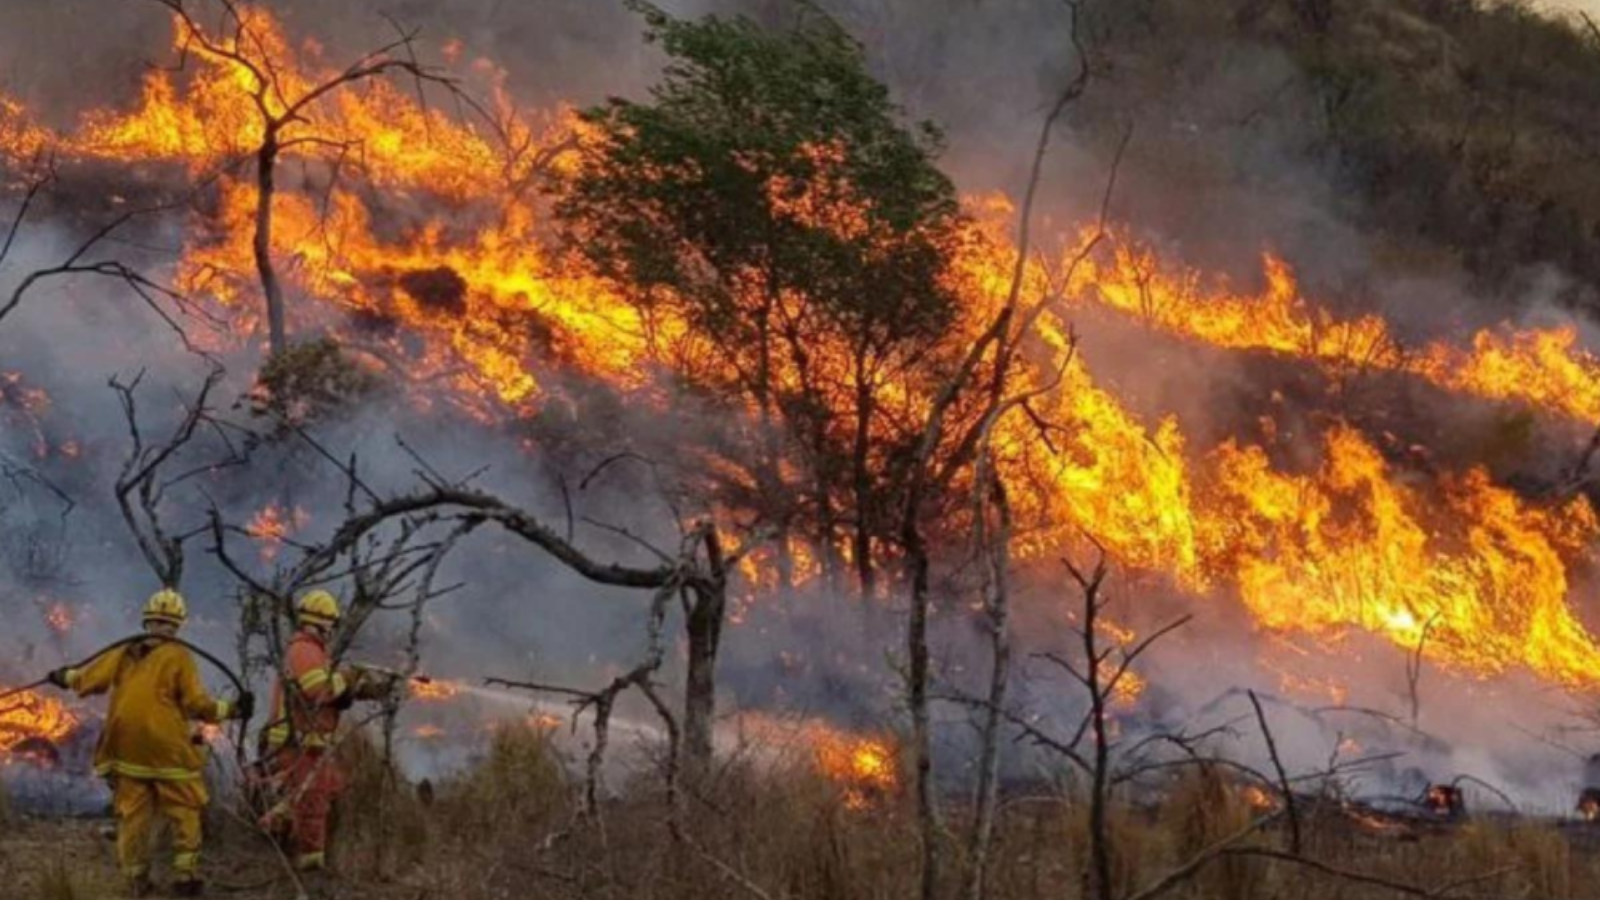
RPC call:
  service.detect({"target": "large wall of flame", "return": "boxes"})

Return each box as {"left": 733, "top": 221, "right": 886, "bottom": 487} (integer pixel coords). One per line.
{"left": 4, "top": 0, "right": 1600, "bottom": 800}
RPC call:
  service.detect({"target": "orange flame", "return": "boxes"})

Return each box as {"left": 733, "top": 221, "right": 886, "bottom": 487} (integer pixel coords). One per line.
{"left": 245, "top": 503, "right": 310, "bottom": 561}
{"left": 738, "top": 714, "right": 900, "bottom": 809}
{"left": 1074, "top": 237, "right": 1600, "bottom": 423}
{"left": 409, "top": 678, "right": 462, "bottom": 701}
{"left": 814, "top": 730, "right": 900, "bottom": 810}
{"left": 0, "top": 687, "right": 78, "bottom": 755}
{"left": 5, "top": 6, "right": 1600, "bottom": 699}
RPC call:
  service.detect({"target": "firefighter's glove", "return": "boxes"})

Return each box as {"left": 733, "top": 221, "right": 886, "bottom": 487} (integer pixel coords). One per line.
{"left": 334, "top": 675, "right": 358, "bottom": 710}
{"left": 232, "top": 691, "right": 256, "bottom": 721}
{"left": 45, "top": 667, "right": 72, "bottom": 689}
{"left": 358, "top": 671, "right": 402, "bottom": 702}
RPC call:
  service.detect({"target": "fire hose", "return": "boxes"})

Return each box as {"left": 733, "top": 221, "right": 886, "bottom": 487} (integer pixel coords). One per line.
{"left": 0, "top": 633, "right": 253, "bottom": 745}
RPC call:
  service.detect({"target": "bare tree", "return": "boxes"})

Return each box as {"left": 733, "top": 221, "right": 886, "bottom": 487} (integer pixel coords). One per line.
{"left": 210, "top": 445, "right": 738, "bottom": 777}
{"left": 111, "top": 366, "right": 241, "bottom": 588}
{"left": 150, "top": 0, "right": 476, "bottom": 353}
{"left": 1058, "top": 555, "right": 1191, "bottom": 900}
{"left": 945, "top": 547, "right": 1529, "bottom": 900}
{"left": 902, "top": 5, "right": 1126, "bottom": 890}
{"left": 0, "top": 161, "right": 218, "bottom": 351}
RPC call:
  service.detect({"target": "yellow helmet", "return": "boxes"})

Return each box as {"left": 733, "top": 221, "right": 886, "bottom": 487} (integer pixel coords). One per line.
{"left": 296, "top": 590, "right": 342, "bottom": 628}
{"left": 143, "top": 588, "right": 188, "bottom": 626}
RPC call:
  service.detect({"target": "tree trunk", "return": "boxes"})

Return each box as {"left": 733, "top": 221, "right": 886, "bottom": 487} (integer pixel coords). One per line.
{"left": 683, "top": 585, "right": 722, "bottom": 775}
{"left": 754, "top": 305, "right": 793, "bottom": 590}
{"left": 852, "top": 359, "right": 877, "bottom": 599}
{"left": 814, "top": 418, "right": 842, "bottom": 595}
{"left": 1083, "top": 578, "right": 1113, "bottom": 900}
{"left": 904, "top": 510, "right": 939, "bottom": 900}
{"left": 682, "top": 531, "right": 727, "bottom": 777}
{"left": 254, "top": 130, "right": 287, "bottom": 353}
{"left": 965, "top": 469, "right": 1011, "bottom": 900}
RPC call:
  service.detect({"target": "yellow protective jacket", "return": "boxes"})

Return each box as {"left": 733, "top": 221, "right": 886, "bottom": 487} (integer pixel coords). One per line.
{"left": 66, "top": 638, "right": 231, "bottom": 781}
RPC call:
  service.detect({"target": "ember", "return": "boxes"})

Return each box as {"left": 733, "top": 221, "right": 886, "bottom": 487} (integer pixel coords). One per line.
{"left": 3, "top": 736, "right": 62, "bottom": 770}
{"left": 42, "top": 601, "right": 75, "bottom": 637}
{"left": 1239, "top": 784, "right": 1278, "bottom": 811}
{"left": 410, "top": 678, "right": 463, "bottom": 701}
{"left": 1423, "top": 784, "right": 1465, "bottom": 821}
{"left": 1578, "top": 788, "right": 1600, "bottom": 823}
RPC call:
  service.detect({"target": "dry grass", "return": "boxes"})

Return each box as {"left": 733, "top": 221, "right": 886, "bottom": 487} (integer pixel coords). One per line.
{"left": 200, "top": 727, "right": 1600, "bottom": 900}
{"left": 7, "top": 739, "right": 1600, "bottom": 900}
{"left": 33, "top": 857, "right": 78, "bottom": 900}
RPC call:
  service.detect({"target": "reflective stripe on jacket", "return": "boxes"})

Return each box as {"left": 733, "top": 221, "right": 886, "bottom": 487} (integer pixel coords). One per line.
{"left": 66, "top": 638, "right": 229, "bottom": 781}
{"left": 264, "top": 629, "right": 348, "bottom": 749}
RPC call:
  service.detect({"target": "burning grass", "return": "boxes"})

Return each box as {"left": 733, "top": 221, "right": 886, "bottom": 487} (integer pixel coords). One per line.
{"left": 0, "top": 688, "right": 78, "bottom": 756}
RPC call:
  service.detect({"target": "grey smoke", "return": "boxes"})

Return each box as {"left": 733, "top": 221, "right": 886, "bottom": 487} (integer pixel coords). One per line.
{"left": 2, "top": 0, "right": 1599, "bottom": 813}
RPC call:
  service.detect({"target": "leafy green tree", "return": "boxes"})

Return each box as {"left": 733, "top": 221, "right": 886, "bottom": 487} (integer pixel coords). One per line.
{"left": 555, "top": 1, "right": 965, "bottom": 594}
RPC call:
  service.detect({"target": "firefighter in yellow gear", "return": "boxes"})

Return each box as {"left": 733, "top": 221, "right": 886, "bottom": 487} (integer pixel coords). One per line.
{"left": 47, "top": 588, "right": 253, "bottom": 898}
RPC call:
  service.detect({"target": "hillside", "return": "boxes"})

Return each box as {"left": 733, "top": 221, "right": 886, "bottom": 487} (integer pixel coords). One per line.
{"left": 1076, "top": 0, "right": 1600, "bottom": 315}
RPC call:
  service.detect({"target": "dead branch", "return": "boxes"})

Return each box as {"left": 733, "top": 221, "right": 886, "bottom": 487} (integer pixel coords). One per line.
{"left": 1247, "top": 689, "right": 1301, "bottom": 854}
{"left": 0, "top": 452, "right": 75, "bottom": 518}
{"left": 112, "top": 367, "right": 230, "bottom": 586}
{"left": 0, "top": 157, "right": 55, "bottom": 272}
{"left": 211, "top": 439, "right": 733, "bottom": 785}
{"left": 1221, "top": 848, "right": 1515, "bottom": 899}
{"left": 1559, "top": 421, "right": 1600, "bottom": 497}
{"left": 1074, "top": 550, "right": 1115, "bottom": 900}
{"left": 1, "top": 206, "right": 217, "bottom": 357}
{"left": 1121, "top": 810, "right": 1282, "bottom": 900}
{"left": 1448, "top": 774, "right": 1517, "bottom": 813}
{"left": 934, "top": 689, "right": 1091, "bottom": 773}
{"left": 1406, "top": 612, "right": 1440, "bottom": 728}
{"left": 489, "top": 570, "right": 684, "bottom": 817}
{"left": 1310, "top": 705, "right": 1448, "bottom": 750}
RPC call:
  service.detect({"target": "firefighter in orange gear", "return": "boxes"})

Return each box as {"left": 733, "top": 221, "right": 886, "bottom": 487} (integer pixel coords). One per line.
{"left": 258, "top": 590, "right": 391, "bottom": 875}
{"left": 47, "top": 588, "right": 253, "bottom": 898}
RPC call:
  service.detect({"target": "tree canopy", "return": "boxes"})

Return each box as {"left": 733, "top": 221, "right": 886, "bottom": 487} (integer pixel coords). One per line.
{"left": 554, "top": 1, "right": 971, "bottom": 592}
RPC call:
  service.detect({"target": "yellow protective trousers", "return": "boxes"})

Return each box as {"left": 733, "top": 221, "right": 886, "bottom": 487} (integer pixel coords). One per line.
{"left": 112, "top": 776, "right": 208, "bottom": 883}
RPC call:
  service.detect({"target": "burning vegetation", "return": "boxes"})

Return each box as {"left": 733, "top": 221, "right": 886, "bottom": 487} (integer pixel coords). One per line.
{"left": 7, "top": 0, "right": 1600, "bottom": 897}
{"left": 0, "top": 687, "right": 77, "bottom": 760}
{"left": 0, "top": 3, "right": 1596, "bottom": 692}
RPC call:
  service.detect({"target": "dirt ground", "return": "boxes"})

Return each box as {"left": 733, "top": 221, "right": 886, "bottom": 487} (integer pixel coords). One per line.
{"left": 0, "top": 813, "right": 417, "bottom": 900}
